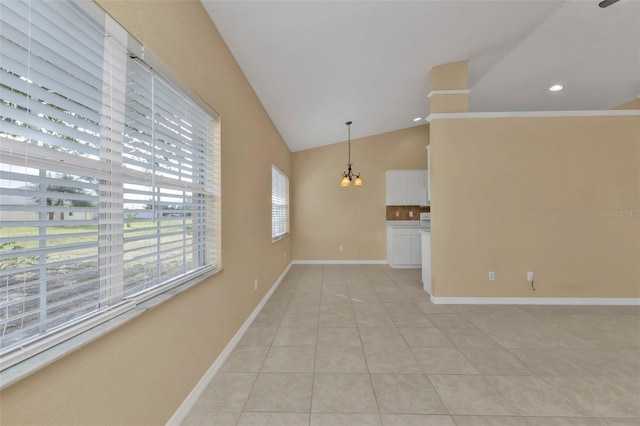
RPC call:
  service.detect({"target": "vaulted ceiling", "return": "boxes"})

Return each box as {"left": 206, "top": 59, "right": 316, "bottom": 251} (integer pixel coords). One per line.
{"left": 202, "top": 0, "right": 640, "bottom": 152}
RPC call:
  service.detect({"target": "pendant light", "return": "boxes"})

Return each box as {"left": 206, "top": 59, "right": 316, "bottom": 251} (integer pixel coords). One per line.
{"left": 340, "top": 121, "right": 363, "bottom": 187}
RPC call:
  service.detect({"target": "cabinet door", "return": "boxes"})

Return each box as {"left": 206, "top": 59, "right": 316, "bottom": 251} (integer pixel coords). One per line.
{"left": 420, "top": 170, "right": 428, "bottom": 206}
{"left": 386, "top": 170, "right": 407, "bottom": 205}
{"left": 391, "top": 233, "right": 412, "bottom": 265}
{"left": 410, "top": 232, "right": 422, "bottom": 265}
{"left": 405, "top": 170, "right": 427, "bottom": 206}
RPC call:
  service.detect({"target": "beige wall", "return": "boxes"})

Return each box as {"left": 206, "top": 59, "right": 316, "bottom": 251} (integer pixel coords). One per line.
{"left": 430, "top": 116, "right": 640, "bottom": 298}
{"left": 429, "top": 60, "right": 468, "bottom": 91}
{"left": 614, "top": 97, "right": 640, "bottom": 110}
{"left": 429, "top": 60, "right": 469, "bottom": 113}
{"left": 292, "top": 125, "right": 428, "bottom": 260}
{"left": 0, "top": 1, "right": 291, "bottom": 425}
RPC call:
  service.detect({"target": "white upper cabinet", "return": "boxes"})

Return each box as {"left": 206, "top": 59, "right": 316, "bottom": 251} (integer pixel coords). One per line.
{"left": 406, "top": 170, "right": 427, "bottom": 206}
{"left": 386, "top": 169, "right": 427, "bottom": 206}
{"left": 385, "top": 170, "right": 407, "bottom": 205}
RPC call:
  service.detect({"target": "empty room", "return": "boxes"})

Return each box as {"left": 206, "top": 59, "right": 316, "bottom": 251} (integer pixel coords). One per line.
{"left": 0, "top": 0, "right": 638, "bottom": 425}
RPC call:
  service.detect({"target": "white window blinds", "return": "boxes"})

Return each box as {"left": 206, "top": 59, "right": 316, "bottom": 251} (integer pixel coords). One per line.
{"left": 0, "top": 0, "right": 220, "bottom": 363}
{"left": 121, "top": 58, "right": 217, "bottom": 298}
{"left": 271, "top": 165, "right": 289, "bottom": 241}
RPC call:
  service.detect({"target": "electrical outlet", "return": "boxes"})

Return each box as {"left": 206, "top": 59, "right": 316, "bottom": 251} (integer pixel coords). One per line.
{"left": 284, "top": 251, "right": 287, "bottom": 259}
{"left": 409, "top": 211, "right": 414, "bottom": 217}
{"left": 527, "top": 272, "right": 534, "bottom": 281}
{"left": 489, "top": 271, "right": 495, "bottom": 281}
{"left": 254, "top": 279, "right": 258, "bottom": 290}
{"left": 395, "top": 211, "right": 400, "bottom": 217}
{"left": 339, "top": 245, "right": 344, "bottom": 252}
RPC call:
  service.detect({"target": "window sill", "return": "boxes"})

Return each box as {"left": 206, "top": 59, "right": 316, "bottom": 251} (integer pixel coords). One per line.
{"left": 272, "top": 233, "right": 289, "bottom": 243}
{"left": 0, "top": 267, "right": 222, "bottom": 390}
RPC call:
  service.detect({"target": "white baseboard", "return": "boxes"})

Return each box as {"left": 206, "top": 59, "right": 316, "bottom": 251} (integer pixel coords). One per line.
{"left": 166, "top": 262, "right": 293, "bottom": 426}
{"left": 430, "top": 296, "right": 640, "bottom": 306}
{"left": 292, "top": 260, "right": 387, "bottom": 265}
{"left": 388, "top": 264, "right": 421, "bottom": 269}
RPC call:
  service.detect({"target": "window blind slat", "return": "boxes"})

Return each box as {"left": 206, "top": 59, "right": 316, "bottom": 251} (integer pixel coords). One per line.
{"left": 2, "top": 106, "right": 101, "bottom": 151}
{"left": 0, "top": 91, "right": 100, "bottom": 140}
{"left": 1, "top": 82, "right": 102, "bottom": 137}
{"left": 0, "top": 0, "right": 220, "bottom": 362}
{"left": 0, "top": 16, "right": 104, "bottom": 88}
{"left": 5, "top": 0, "right": 106, "bottom": 51}
{"left": 0, "top": 37, "right": 104, "bottom": 114}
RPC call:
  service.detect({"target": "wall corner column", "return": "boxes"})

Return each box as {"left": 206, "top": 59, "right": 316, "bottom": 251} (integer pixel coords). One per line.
{"left": 428, "top": 59, "right": 469, "bottom": 113}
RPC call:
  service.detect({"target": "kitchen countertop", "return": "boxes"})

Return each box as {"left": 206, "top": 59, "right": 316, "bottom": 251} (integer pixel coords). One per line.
{"left": 387, "top": 220, "right": 429, "bottom": 230}
{"left": 386, "top": 220, "right": 421, "bottom": 226}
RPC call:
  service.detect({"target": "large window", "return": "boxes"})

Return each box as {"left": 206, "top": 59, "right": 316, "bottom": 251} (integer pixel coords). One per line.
{"left": 0, "top": 0, "right": 220, "bottom": 367}
{"left": 271, "top": 165, "right": 289, "bottom": 241}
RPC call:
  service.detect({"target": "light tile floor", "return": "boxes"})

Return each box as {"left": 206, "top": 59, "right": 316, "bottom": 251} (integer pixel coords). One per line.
{"left": 183, "top": 264, "right": 640, "bottom": 426}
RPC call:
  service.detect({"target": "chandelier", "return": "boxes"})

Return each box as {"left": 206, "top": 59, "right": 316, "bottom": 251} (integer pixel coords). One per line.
{"left": 340, "top": 121, "right": 363, "bottom": 187}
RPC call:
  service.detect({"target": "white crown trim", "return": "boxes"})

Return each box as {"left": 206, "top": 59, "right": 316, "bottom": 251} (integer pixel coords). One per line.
{"left": 426, "top": 109, "right": 640, "bottom": 122}
{"left": 427, "top": 89, "right": 470, "bottom": 98}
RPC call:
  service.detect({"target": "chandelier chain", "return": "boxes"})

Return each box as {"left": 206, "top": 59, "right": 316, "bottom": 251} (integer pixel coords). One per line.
{"left": 347, "top": 122, "right": 351, "bottom": 166}
{"left": 340, "top": 120, "right": 362, "bottom": 186}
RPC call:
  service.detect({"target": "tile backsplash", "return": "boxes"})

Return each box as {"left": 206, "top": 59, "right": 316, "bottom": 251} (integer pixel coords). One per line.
{"left": 386, "top": 205, "right": 430, "bottom": 221}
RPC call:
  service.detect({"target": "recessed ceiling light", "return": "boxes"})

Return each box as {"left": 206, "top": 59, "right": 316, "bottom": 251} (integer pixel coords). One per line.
{"left": 413, "top": 117, "right": 422, "bottom": 122}
{"left": 599, "top": 0, "right": 620, "bottom": 8}
{"left": 549, "top": 84, "right": 564, "bottom": 92}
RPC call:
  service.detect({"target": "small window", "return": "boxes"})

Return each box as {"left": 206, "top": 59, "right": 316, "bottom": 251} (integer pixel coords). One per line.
{"left": 271, "top": 165, "right": 289, "bottom": 241}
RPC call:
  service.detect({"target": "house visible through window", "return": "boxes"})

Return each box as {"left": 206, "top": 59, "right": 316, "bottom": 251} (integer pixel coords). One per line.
{"left": 271, "top": 165, "right": 289, "bottom": 241}
{"left": 0, "top": 0, "right": 221, "bottom": 368}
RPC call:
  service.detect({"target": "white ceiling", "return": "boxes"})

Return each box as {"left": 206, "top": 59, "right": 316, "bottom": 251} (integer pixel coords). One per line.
{"left": 201, "top": 0, "right": 640, "bottom": 152}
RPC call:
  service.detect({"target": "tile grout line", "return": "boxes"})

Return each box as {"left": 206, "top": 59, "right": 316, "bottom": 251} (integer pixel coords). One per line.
{"left": 384, "top": 267, "right": 453, "bottom": 420}
{"left": 186, "top": 264, "right": 639, "bottom": 424}
{"left": 307, "top": 264, "right": 323, "bottom": 425}
{"left": 351, "top": 264, "right": 385, "bottom": 426}
{"left": 234, "top": 267, "right": 299, "bottom": 425}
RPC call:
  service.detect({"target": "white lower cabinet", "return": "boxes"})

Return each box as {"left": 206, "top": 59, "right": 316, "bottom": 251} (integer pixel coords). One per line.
{"left": 391, "top": 234, "right": 412, "bottom": 266}
{"left": 387, "top": 227, "right": 422, "bottom": 268}
{"left": 410, "top": 232, "right": 422, "bottom": 265}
